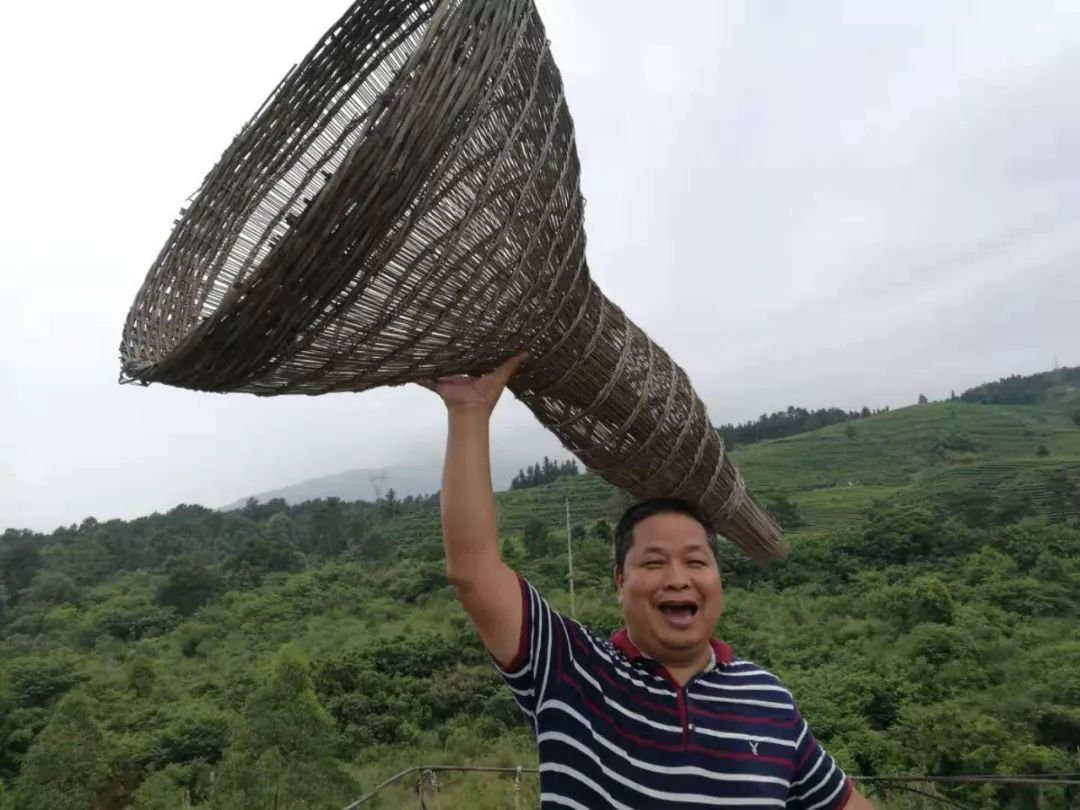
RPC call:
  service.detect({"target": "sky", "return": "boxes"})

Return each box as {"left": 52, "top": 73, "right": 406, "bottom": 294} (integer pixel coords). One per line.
{"left": 2, "top": 0, "right": 1078, "bottom": 532}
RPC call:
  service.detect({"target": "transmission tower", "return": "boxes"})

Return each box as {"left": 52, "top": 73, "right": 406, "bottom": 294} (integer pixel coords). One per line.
{"left": 369, "top": 471, "right": 388, "bottom": 502}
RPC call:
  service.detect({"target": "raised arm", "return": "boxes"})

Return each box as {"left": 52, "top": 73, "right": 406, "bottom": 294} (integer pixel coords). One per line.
{"left": 425, "top": 355, "right": 528, "bottom": 667}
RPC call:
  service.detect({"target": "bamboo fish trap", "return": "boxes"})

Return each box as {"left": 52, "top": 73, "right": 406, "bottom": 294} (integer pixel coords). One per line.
{"left": 119, "top": 0, "right": 786, "bottom": 562}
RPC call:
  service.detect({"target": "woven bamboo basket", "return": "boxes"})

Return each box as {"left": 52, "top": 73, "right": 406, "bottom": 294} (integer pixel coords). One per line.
{"left": 120, "top": 0, "right": 786, "bottom": 562}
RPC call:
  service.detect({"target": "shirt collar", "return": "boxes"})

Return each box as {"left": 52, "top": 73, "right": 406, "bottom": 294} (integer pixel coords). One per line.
{"left": 610, "top": 628, "right": 734, "bottom": 671}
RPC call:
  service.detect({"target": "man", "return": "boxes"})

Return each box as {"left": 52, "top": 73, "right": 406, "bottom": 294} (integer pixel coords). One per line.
{"left": 427, "top": 355, "right": 873, "bottom": 809}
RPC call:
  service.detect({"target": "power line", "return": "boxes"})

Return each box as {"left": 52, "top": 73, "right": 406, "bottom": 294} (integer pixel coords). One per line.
{"left": 342, "top": 767, "right": 1080, "bottom": 809}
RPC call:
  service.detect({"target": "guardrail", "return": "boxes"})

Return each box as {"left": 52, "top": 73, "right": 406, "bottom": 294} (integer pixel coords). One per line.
{"left": 342, "top": 766, "right": 1080, "bottom": 809}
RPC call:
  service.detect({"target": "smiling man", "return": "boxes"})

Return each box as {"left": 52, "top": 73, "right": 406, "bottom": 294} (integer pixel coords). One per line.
{"left": 428, "top": 355, "right": 873, "bottom": 809}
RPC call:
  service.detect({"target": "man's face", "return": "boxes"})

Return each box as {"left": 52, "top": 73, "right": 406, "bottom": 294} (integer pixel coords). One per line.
{"left": 614, "top": 512, "right": 723, "bottom": 662}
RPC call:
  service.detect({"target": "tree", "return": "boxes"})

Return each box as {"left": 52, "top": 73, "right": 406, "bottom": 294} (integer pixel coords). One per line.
{"left": 0, "top": 537, "right": 42, "bottom": 605}
{"left": 311, "top": 498, "right": 348, "bottom": 557}
{"left": 150, "top": 707, "right": 230, "bottom": 768}
{"left": 240, "top": 497, "right": 290, "bottom": 522}
{"left": 844, "top": 424, "right": 858, "bottom": 441}
{"left": 263, "top": 514, "right": 306, "bottom": 571}
{"left": 858, "top": 505, "right": 940, "bottom": 567}
{"left": 12, "top": 692, "right": 110, "bottom": 810}
{"left": 717, "top": 404, "right": 874, "bottom": 446}
{"left": 510, "top": 458, "right": 580, "bottom": 490}
{"left": 7, "top": 655, "right": 83, "bottom": 708}
{"left": 766, "top": 496, "right": 805, "bottom": 530}
{"left": 1045, "top": 471, "right": 1080, "bottom": 523}
{"left": 224, "top": 516, "right": 304, "bottom": 587}
{"left": 872, "top": 575, "right": 955, "bottom": 631}
{"left": 961, "top": 365, "right": 1080, "bottom": 405}
{"left": 89, "top": 596, "right": 178, "bottom": 642}
{"left": 210, "top": 647, "right": 356, "bottom": 808}
{"left": 357, "top": 529, "right": 391, "bottom": 562}
{"left": 23, "top": 572, "right": 80, "bottom": 607}
{"left": 1073, "top": 410, "right": 1080, "bottom": 428}
{"left": 522, "top": 518, "right": 551, "bottom": 559}
{"left": 918, "top": 393, "right": 929, "bottom": 404}
{"left": 992, "top": 485, "right": 1037, "bottom": 525}
{"left": 590, "top": 519, "right": 613, "bottom": 542}
{"left": 42, "top": 536, "right": 113, "bottom": 586}
{"left": 378, "top": 488, "right": 398, "bottom": 520}
{"left": 1036, "top": 444, "right": 1050, "bottom": 457}
{"left": 267, "top": 509, "right": 302, "bottom": 548}
{"left": 146, "top": 528, "right": 189, "bottom": 566}
{"left": 134, "top": 764, "right": 213, "bottom": 810}
{"left": 155, "top": 558, "right": 223, "bottom": 617}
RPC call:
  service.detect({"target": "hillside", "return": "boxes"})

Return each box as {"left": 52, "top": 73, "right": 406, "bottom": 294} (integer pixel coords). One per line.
{"left": 461, "top": 391, "right": 1080, "bottom": 544}
{"left": 733, "top": 393, "right": 1080, "bottom": 533}
{"left": 1, "top": 383, "right": 1079, "bottom": 809}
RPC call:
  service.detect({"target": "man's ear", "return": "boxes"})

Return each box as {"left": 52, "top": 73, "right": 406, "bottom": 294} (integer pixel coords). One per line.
{"left": 613, "top": 566, "right": 624, "bottom": 606}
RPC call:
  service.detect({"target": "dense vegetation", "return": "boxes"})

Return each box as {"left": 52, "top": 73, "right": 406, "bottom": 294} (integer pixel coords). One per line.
{"left": 961, "top": 364, "right": 1080, "bottom": 406}
{"left": 2, "top": 373, "right": 1079, "bottom": 809}
{"left": 716, "top": 404, "right": 900, "bottom": 448}
{"left": 717, "top": 406, "right": 869, "bottom": 447}
{"left": 509, "top": 457, "right": 580, "bottom": 490}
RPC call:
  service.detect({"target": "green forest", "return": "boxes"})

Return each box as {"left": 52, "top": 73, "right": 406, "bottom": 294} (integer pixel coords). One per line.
{"left": 2, "top": 371, "right": 1079, "bottom": 809}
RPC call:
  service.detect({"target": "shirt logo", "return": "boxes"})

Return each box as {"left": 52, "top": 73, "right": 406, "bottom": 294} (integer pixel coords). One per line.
{"left": 748, "top": 740, "right": 760, "bottom": 756}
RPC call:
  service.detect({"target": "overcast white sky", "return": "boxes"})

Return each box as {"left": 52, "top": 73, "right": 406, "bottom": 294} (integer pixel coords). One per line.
{"left": 2, "top": 0, "right": 1078, "bottom": 532}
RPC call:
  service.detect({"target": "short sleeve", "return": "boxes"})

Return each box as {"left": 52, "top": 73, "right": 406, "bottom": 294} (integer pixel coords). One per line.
{"left": 490, "top": 576, "right": 568, "bottom": 722}
{"left": 787, "top": 715, "right": 853, "bottom": 809}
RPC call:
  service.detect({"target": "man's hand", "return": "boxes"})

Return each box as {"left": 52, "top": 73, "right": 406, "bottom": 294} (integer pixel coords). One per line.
{"left": 423, "top": 353, "right": 527, "bottom": 414}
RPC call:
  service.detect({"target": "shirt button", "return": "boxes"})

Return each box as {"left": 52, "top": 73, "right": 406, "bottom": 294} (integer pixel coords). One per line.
{"left": 688, "top": 723, "right": 695, "bottom": 731}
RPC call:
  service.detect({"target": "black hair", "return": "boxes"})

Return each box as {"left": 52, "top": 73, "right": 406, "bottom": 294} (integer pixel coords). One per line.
{"left": 613, "top": 497, "right": 720, "bottom": 573}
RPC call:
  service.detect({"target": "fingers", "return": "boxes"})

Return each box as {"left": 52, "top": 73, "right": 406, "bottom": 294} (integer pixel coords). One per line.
{"left": 418, "top": 355, "right": 528, "bottom": 392}
{"left": 418, "top": 374, "right": 473, "bottom": 389}
{"left": 494, "top": 351, "right": 529, "bottom": 384}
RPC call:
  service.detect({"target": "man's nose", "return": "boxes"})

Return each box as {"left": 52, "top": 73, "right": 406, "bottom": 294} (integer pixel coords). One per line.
{"left": 662, "top": 562, "right": 692, "bottom": 589}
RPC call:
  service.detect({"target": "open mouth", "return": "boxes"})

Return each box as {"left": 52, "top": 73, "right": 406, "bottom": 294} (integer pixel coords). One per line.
{"left": 658, "top": 601, "right": 698, "bottom": 628}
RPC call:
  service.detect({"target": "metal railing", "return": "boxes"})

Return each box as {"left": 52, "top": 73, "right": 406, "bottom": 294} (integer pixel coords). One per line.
{"left": 343, "top": 766, "right": 1080, "bottom": 809}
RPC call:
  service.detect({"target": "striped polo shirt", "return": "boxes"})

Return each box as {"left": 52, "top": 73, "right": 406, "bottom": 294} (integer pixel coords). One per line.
{"left": 496, "top": 577, "right": 853, "bottom": 809}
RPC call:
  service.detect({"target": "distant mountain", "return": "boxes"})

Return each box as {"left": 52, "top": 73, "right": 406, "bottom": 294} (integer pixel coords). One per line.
{"left": 221, "top": 466, "right": 442, "bottom": 511}
{"left": 220, "top": 455, "right": 569, "bottom": 511}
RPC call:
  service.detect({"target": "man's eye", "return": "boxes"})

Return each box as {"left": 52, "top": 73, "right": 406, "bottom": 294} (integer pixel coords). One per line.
{"left": 687, "top": 559, "right": 707, "bottom": 567}
{"left": 642, "top": 560, "right": 663, "bottom": 568}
